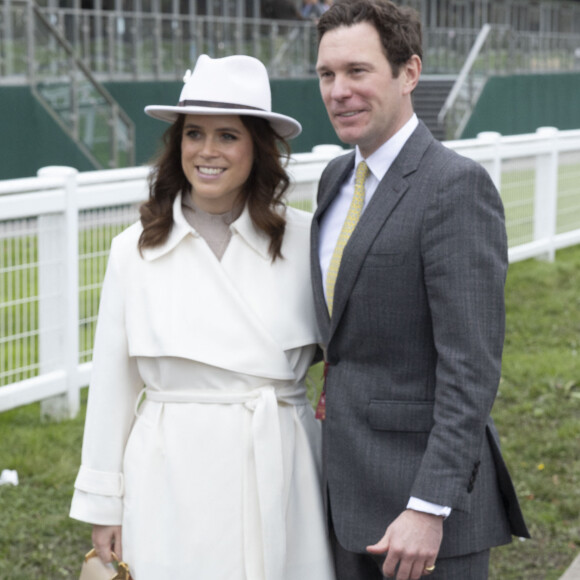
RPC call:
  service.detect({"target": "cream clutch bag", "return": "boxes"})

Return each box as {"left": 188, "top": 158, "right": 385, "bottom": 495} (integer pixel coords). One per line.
{"left": 78, "top": 548, "right": 132, "bottom": 580}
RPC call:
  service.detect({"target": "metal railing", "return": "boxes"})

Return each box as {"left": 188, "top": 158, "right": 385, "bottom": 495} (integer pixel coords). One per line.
{"left": 437, "top": 24, "right": 493, "bottom": 140}
{"left": 0, "top": 1, "right": 317, "bottom": 81}
{"left": 409, "top": 0, "right": 580, "bottom": 34}
{"left": 25, "top": 0, "right": 580, "bottom": 35}
{"left": 3, "top": 1, "right": 580, "bottom": 84}
{"left": 25, "top": 1, "right": 136, "bottom": 170}
{"left": 434, "top": 24, "right": 580, "bottom": 138}
{"left": 1, "top": 128, "right": 580, "bottom": 418}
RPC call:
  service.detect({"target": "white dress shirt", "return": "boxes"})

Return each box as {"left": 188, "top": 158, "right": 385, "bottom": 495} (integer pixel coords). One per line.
{"left": 318, "top": 114, "right": 451, "bottom": 519}
{"left": 319, "top": 114, "right": 419, "bottom": 295}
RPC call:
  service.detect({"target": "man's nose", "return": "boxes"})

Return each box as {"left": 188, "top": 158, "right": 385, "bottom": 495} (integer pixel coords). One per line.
{"left": 330, "top": 75, "right": 352, "bottom": 100}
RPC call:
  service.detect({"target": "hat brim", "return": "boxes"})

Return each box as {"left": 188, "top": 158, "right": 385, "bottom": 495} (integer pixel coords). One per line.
{"left": 144, "top": 105, "right": 302, "bottom": 139}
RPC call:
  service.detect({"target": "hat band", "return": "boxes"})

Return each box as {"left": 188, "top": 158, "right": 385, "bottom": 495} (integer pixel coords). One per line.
{"left": 178, "top": 99, "right": 265, "bottom": 112}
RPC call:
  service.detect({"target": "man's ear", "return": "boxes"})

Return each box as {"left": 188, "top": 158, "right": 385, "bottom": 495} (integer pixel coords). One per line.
{"left": 402, "top": 55, "right": 422, "bottom": 95}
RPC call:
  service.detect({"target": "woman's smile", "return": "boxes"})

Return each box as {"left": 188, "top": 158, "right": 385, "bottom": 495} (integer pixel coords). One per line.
{"left": 197, "top": 166, "right": 226, "bottom": 176}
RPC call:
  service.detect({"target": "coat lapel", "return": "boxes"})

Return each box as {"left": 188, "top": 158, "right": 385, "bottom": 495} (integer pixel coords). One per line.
{"left": 133, "top": 197, "right": 315, "bottom": 380}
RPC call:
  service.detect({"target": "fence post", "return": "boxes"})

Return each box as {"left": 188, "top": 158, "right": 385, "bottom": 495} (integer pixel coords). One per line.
{"left": 38, "top": 166, "right": 81, "bottom": 420}
{"left": 476, "top": 131, "right": 502, "bottom": 190}
{"left": 534, "top": 127, "right": 559, "bottom": 262}
{"left": 3, "top": 0, "right": 14, "bottom": 77}
{"left": 26, "top": 0, "right": 35, "bottom": 83}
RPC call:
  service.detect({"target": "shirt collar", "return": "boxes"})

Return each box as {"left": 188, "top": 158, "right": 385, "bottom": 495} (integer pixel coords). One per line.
{"left": 142, "top": 192, "right": 271, "bottom": 262}
{"left": 355, "top": 114, "right": 418, "bottom": 182}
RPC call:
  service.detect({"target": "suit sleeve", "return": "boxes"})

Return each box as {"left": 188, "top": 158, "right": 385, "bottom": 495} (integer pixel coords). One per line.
{"left": 69, "top": 237, "right": 143, "bottom": 525}
{"left": 410, "top": 154, "right": 508, "bottom": 512}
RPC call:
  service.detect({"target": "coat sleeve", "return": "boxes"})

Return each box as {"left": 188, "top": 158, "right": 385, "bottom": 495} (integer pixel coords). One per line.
{"left": 70, "top": 236, "right": 143, "bottom": 525}
{"left": 410, "top": 154, "right": 508, "bottom": 511}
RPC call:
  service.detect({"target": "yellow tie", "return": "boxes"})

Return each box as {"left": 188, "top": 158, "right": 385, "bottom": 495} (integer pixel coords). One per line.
{"left": 326, "top": 160, "right": 370, "bottom": 316}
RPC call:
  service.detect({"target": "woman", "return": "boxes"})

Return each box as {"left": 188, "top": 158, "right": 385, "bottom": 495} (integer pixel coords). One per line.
{"left": 70, "top": 54, "right": 335, "bottom": 580}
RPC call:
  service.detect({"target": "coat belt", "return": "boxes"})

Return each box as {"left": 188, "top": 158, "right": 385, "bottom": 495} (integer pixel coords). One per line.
{"left": 143, "top": 385, "right": 308, "bottom": 580}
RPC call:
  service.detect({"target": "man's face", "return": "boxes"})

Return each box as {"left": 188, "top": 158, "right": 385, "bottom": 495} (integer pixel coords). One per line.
{"left": 316, "top": 22, "right": 418, "bottom": 157}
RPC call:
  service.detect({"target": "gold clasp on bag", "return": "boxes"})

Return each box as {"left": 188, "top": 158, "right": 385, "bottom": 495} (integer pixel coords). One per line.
{"left": 79, "top": 548, "right": 132, "bottom": 580}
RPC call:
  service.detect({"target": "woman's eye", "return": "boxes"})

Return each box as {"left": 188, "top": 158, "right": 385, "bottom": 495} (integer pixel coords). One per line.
{"left": 221, "top": 133, "right": 237, "bottom": 141}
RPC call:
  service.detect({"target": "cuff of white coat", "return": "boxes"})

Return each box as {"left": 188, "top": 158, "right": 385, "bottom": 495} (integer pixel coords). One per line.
{"left": 70, "top": 489, "right": 124, "bottom": 525}
{"left": 69, "top": 466, "right": 125, "bottom": 525}
{"left": 407, "top": 497, "right": 452, "bottom": 519}
{"left": 74, "top": 465, "right": 124, "bottom": 496}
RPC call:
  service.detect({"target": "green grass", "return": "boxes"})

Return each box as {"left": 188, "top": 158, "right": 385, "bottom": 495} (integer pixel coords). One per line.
{"left": 488, "top": 244, "right": 580, "bottom": 578}
{"left": 0, "top": 393, "right": 89, "bottom": 579}
{"left": 1, "top": 246, "right": 580, "bottom": 578}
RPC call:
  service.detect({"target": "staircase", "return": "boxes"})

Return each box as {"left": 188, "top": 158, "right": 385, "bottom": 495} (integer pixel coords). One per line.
{"left": 26, "top": 0, "right": 135, "bottom": 170}
{"left": 413, "top": 76, "right": 456, "bottom": 141}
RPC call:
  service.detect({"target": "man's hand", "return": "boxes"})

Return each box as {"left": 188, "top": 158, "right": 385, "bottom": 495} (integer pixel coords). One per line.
{"left": 366, "top": 509, "right": 443, "bottom": 579}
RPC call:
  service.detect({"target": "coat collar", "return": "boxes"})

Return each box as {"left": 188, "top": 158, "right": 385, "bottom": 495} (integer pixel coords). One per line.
{"left": 142, "top": 192, "right": 271, "bottom": 262}
{"left": 230, "top": 202, "right": 272, "bottom": 261}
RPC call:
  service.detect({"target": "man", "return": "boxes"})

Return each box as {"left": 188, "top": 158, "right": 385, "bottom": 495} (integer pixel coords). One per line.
{"left": 310, "top": 1, "right": 530, "bottom": 579}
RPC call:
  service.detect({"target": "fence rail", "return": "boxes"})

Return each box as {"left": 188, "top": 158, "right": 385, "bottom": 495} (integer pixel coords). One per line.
{"left": 1, "top": 128, "right": 580, "bottom": 418}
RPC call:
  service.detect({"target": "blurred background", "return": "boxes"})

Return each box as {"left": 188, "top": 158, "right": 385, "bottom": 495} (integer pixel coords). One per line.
{"left": 1, "top": 0, "right": 580, "bottom": 178}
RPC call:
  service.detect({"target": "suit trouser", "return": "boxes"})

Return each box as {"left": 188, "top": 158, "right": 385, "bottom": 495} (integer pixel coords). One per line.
{"left": 329, "top": 515, "right": 491, "bottom": 580}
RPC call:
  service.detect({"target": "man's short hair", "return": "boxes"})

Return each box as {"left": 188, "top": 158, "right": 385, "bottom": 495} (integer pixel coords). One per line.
{"left": 317, "top": 0, "right": 422, "bottom": 76}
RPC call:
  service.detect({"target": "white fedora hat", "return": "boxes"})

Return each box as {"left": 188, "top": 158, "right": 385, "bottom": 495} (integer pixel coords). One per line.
{"left": 145, "top": 54, "right": 302, "bottom": 139}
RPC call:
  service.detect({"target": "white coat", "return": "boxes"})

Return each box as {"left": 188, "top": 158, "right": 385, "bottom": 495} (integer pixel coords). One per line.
{"left": 70, "top": 194, "right": 335, "bottom": 580}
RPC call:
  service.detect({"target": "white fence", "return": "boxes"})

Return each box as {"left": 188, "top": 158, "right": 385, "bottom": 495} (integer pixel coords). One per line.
{"left": 1, "top": 127, "right": 580, "bottom": 418}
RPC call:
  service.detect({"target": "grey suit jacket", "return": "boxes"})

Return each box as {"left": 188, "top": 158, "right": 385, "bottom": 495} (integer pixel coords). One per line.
{"left": 311, "top": 121, "right": 530, "bottom": 558}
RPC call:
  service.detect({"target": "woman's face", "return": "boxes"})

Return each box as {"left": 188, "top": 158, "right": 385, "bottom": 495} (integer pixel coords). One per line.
{"left": 181, "top": 114, "right": 254, "bottom": 214}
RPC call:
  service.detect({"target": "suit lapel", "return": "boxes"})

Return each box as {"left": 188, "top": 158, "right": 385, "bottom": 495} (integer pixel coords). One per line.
{"left": 327, "top": 122, "right": 434, "bottom": 338}
{"left": 328, "top": 168, "right": 409, "bottom": 335}
{"left": 314, "top": 152, "right": 356, "bottom": 218}
{"left": 311, "top": 153, "right": 356, "bottom": 336}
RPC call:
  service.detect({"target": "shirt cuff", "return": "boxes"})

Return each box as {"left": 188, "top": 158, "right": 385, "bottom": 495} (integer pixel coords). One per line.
{"left": 407, "top": 497, "right": 452, "bottom": 518}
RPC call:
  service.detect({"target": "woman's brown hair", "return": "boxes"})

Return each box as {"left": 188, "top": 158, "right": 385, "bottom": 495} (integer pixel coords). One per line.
{"left": 138, "top": 114, "right": 292, "bottom": 260}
